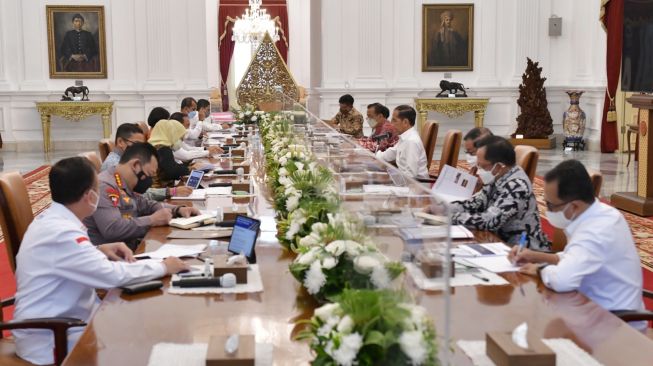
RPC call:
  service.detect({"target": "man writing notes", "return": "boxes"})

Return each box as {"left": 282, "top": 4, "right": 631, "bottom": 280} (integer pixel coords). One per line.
{"left": 84, "top": 143, "right": 200, "bottom": 249}
{"left": 330, "top": 94, "right": 364, "bottom": 138}
{"left": 450, "top": 136, "right": 549, "bottom": 250}
{"left": 375, "top": 105, "right": 429, "bottom": 179}
{"left": 12, "top": 157, "right": 188, "bottom": 365}
{"left": 510, "top": 160, "right": 646, "bottom": 331}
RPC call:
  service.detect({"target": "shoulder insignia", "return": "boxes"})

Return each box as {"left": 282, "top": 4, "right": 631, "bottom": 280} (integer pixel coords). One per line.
{"left": 106, "top": 187, "right": 119, "bottom": 195}
{"left": 75, "top": 236, "right": 90, "bottom": 245}
{"left": 108, "top": 193, "right": 120, "bottom": 207}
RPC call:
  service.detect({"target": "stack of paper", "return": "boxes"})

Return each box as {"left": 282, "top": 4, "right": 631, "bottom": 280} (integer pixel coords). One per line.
{"left": 453, "top": 242, "right": 512, "bottom": 257}
{"left": 168, "top": 214, "right": 215, "bottom": 229}
{"left": 171, "top": 186, "right": 232, "bottom": 200}
{"left": 362, "top": 185, "right": 411, "bottom": 195}
{"left": 135, "top": 244, "right": 206, "bottom": 260}
{"left": 454, "top": 256, "right": 520, "bottom": 273}
{"left": 398, "top": 225, "right": 475, "bottom": 241}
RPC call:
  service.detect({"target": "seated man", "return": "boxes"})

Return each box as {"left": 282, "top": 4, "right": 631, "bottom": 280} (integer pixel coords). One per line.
{"left": 197, "top": 98, "right": 230, "bottom": 131}
{"left": 462, "top": 127, "right": 492, "bottom": 171}
{"left": 510, "top": 159, "right": 646, "bottom": 331}
{"left": 84, "top": 143, "right": 200, "bottom": 249}
{"left": 180, "top": 97, "right": 202, "bottom": 142}
{"left": 450, "top": 135, "right": 549, "bottom": 250}
{"left": 358, "top": 103, "right": 398, "bottom": 152}
{"left": 330, "top": 94, "right": 364, "bottom": 138}
{"left": 13, "top": 157, "right": 188, "bottom": 365}
{"left": 101, "top": 123, "right": 145, "bottom": 172}
{"left": 100, "top": 123, "right": 192, "bottom": 200}
{"left": 375, "top": 105, "right": 429, "bottom": 179}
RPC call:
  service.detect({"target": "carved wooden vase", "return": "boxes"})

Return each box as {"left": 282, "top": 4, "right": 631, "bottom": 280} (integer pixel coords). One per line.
{"left": 563, "top": 90, "right": 586, "bottom": 139}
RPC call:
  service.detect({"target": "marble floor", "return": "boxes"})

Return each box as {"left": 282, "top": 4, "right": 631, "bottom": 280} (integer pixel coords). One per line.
{"left": 0, "top": 146, "right": 639, "bottom": 199}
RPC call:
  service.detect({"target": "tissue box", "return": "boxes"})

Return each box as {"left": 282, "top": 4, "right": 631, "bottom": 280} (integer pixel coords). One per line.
{"left": 486, "top": 332, "right": 555, "bottom": 366}
{"left": 231, "top": 148, "right": 245, "bottom": 157}
{"left": 212, "top": 255, "right": 248, "bottom": 284}
{"left": 223, "top": 206, "right": 248, "bottom": 221}
{"left": 206, "top": 335, "right": 255, "bottom": 366}
{"left": 232, "top": 181, "right": 251, "bottom": 192}
{"left": 233, "top": 164, "right": 250, "bottom": 174}
{"left": 418, "top": 253, "right": 454, "bottom": 279}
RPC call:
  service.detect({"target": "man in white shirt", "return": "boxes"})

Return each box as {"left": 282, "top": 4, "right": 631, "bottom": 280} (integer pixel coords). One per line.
{"left": 510, "top": 159, "right": 646, "bottom": 331}
{"left": 169, "top": 112, "right": 223, "bottom": 162}
{"left": 197, "top": 98, "right": 230, "bottom": 132}
{"left": 375, "top": 105, "right": 429, "bottom": 179}
{"left": 13, "top": 157, "right": 189, "bottom": 365}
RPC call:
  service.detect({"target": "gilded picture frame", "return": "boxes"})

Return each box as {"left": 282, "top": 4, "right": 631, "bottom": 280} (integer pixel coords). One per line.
{"left": 422, "top": 4, "right": 474, "bottom": 72}
{"left": 46, "top": 5, "right": 107, "bottom": 79}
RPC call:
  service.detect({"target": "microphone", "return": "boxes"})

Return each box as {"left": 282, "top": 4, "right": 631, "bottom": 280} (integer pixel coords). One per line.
{"left": 371, "top": 132, "right": 390, "bottom": 142}
{"left": 171, "top": 273, "right": 237, "bottom": 288}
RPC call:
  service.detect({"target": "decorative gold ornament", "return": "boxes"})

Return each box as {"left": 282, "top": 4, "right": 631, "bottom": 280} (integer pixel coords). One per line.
{"left": 414, "top": 98, "right": 490, "bottom": 133}
{"left": 237, "top": 32, "right": 299, "bottom": 107}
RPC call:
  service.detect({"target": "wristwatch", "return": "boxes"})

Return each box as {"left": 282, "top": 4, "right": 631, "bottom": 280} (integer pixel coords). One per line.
{"left": 536, "top": 263, "right": 549, "bottom": 277}
{"left": 172, "top": 206, "right": 181, "bottom": 218}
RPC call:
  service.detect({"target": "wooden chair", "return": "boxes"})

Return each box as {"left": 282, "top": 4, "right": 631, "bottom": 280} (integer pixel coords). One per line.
{"left": 137, "top": 121, "right": 150, "bottom": 140}
{"left": 437, "top": 129, "right": 463, "bottom": 176}
{"left": 78, "top": 152, "right": 102, "bottom": 173}
{"left": 550, "top": 170, "right": 603, "bottom": 252}
{"left": 0, "top": 172, "right": 86, "bottom": 365}
{"left": 626, "top": 123, "right": 639, "bottom": 167}
{"left": 611, "top": 290, "right": 653, "bottom": 338}
{"left": 514, "top": 145, "right": 539, "bottom": 183}
{"left": 421, "top": 121, "right": 439, "bottom": 169}
{"left": 98, "top": 139, "right": 114, "bottom": 162}
{"left": 0, "top": 172, "right": 34, "bottom": 273}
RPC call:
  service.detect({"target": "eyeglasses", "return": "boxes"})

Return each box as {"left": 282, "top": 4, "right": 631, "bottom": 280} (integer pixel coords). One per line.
{"left": 545, "top": 200, "right": 569, "bottom": 211}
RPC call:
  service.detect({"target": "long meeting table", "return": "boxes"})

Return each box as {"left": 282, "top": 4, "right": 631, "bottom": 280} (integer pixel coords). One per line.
{"left": 63, "top": 146, "right": 653, "bottom": 366}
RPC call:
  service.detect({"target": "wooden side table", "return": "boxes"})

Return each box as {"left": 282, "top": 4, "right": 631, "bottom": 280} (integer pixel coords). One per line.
{"left": 35, "top": 101, "right": 113, "bottom": 153}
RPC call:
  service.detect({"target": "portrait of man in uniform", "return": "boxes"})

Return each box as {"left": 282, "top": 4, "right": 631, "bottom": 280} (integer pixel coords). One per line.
{"left": 422, "top": 4, "right": 474, "bottom": 72}
{"left": 46, "top": 6, "right": 107, "bottom": 78}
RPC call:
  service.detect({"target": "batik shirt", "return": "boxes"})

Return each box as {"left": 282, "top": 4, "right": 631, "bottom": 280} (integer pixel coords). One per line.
{"left": 450, "top": 166, "right": 550, "bottom": 251}
{"left": 332, "top": 108, "right": 364, "bottom": 138}
{"left": 358, "top": 120, "right": 399, "bottom": 152}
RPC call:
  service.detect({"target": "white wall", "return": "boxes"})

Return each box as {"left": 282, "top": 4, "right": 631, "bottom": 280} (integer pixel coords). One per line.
{"left": 0, "top": 0, "right": 218, "bottom": 151}
{"left": 314, "top": 0, "right": 608, "bottom": 150}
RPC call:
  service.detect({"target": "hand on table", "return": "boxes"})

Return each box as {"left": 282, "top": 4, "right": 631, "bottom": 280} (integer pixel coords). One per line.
{"left": 174, "top": 186, "right": 193, "bottom": 197}
{"left": 508, "top": 247, "right": 537, "bottom": 265}
{"left": 207, "top": 146, "right": 224, "bottom": 155}
{"left": 98, "top": 242, "right": 136, "bottom": 263}
{"left": 518, "top": 263, "right": 539, "bottom": 277}
{"left": 178, "top": 206, "right": 201, "bottom": 218}
{"left": 163, "top": 257, "right": 190, "bottom": 275}
{"left": 221, "top": 123, "right": 231, "bottom": 129}
{"left": 150, "top": 208, "right": 173, "bottom": 226}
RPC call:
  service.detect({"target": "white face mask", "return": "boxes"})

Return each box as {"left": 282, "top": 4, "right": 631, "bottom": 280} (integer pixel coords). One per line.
{"left": 465, "top": 153, "right": 477, "bottom": 166}
{"left": 89, "top": 190, "right": 100, "bottom": 213}
{"left": 367, "top": 117, "right": 378, "bottom": 128}
{"left": 546, "top": 203, "right": 574, "bottom": 229}
{"left": 188, "top": 111, "right": 198, "bottom": 120}
{"left": 477, "top": 163, "right": 497, "bottom": 185}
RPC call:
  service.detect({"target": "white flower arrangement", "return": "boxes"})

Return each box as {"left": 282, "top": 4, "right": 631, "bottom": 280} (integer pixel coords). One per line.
{"left": 299, "top": 289, "right": 439, "bottom": 366}
{"left": 290, "top": 240, "right": 404, "bottom": 299}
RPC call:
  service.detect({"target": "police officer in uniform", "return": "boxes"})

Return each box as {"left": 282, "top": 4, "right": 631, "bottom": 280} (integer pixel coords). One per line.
{"left": 84, "top": 143, "right": 200, "bottom": 249}
{"left": 59, "top": 13, "right": 99, "bottom": 72}
{"left": 13, "top": 157, "right": 189, "bottom": 365}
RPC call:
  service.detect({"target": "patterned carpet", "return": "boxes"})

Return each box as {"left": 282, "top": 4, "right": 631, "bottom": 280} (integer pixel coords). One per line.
{"left": 0, "top": 165, "right": 52, "bottom": 325}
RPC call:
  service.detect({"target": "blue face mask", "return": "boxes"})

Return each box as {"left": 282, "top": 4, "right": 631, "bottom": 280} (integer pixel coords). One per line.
{"left": 188, "top": 111, "right": 198, "bottom": 120}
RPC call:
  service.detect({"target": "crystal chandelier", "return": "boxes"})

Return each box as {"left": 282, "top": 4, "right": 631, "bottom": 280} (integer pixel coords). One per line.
{"left": 232, "top": 0, "right": 279, "bottom": 50}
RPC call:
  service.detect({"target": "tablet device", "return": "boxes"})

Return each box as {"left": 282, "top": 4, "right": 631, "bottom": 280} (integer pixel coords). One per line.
{"left": 227, "top": 215, "right": 260, "bottom": 263}
{"left": 186, "top": 170, "right": 205, "bottom": 189}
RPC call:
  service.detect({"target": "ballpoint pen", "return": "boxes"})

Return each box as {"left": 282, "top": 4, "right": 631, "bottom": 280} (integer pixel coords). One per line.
{"left": 471, "top": 273, "right": 489, "bottom": 282}
{"left": 513, "top": 231, "right": 527, "bottom": 264}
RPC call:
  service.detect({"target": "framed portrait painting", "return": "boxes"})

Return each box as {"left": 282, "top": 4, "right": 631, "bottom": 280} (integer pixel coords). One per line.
{"left": 422, "top": 4, "right": 474, "bottom": 72}
{"left": 46, "top": 5, "right": 107, "bottom": 79}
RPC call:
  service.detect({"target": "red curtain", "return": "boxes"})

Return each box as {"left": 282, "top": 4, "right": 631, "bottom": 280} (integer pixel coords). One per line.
{"left": 218, "top": 0, "right": 289, "bottom": 110}
{"left": 600, "top": 0, "right": 623, "bottom": 153}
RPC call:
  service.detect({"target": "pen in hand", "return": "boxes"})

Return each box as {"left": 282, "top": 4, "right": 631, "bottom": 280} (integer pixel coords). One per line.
{"left": 513, "top": 231, "right": 527, "bottom": 265}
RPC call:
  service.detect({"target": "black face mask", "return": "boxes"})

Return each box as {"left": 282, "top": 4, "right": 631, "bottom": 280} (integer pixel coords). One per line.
{"left": 133, "top": 168, "right": 153, "bottom": 194}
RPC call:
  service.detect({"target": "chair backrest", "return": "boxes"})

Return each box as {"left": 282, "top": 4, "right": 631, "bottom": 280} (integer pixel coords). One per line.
{"left": 258, "top": 101, "right": 284, "bottom": 112}
{"left": 438, "top": 129, "right": 462, "bottom": 174}
{"left": 551, "top": 169, "right": 603, "bottom": 252}
{"left": 79, "top": 151, "right": 102, "bottom": 172}
{"left": 421, "top": 121, "right": 439, "bottom": 169}
{"left": 98, "top": 139, "right": 114, "bottom": 162}
{"left": 0, "top": 172, "right": 34, "bottom": 273}
{"left": 514, "top": 145, "right": 539, "bottom": 182}
{"left": 137, "top": 121, "right": 150, "bottom": 140}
